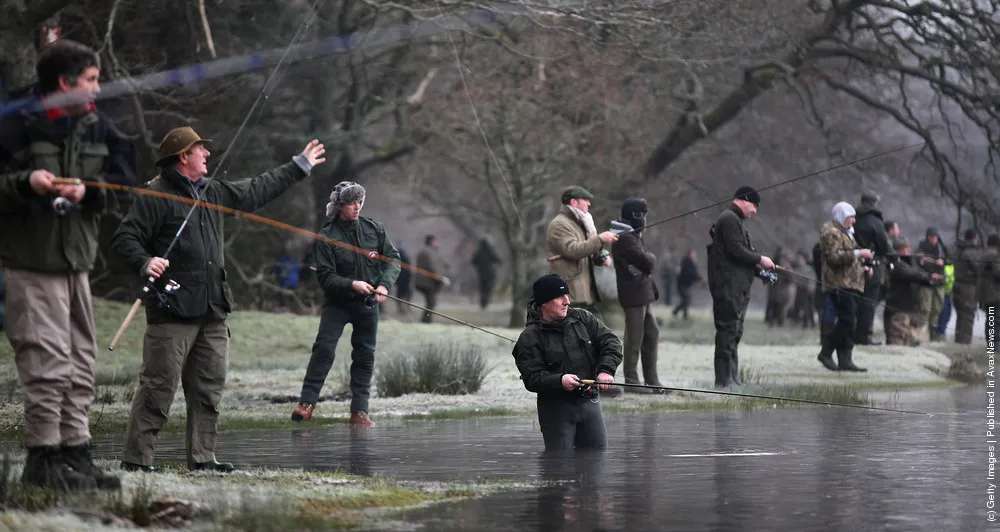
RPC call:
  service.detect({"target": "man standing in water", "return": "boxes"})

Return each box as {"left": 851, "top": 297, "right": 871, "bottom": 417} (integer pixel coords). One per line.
{"left": 512, "top": 273, "right": 623, "bottom": 451}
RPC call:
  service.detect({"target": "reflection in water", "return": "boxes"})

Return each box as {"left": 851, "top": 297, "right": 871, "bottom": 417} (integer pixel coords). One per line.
{"left": 84, "top": 387, "right": 986, "bottom": 531}
{"left": 290, "top": 426, "right": 375, "bottom": 476}
{"left": 533, "top": 451, "right": 613, "bottom": 532}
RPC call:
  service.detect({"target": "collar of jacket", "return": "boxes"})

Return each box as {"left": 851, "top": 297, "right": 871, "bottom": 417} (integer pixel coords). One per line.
{"left": 333, "top": 215, "right": 359, "bottom": 230}
{"left": 855, "top": 201, "right": 882, "bottom": 219}
{"left": 559, "top": 204, "right": 589, "bottom": 232}
{"left": 727, "top": 203, "right": 745, "bottom": 219}
{"left": 525, "top": 302, "right": 582, "bottom": 329}
{"left": 161, "top": 167, "right": 208, "bottom": 194}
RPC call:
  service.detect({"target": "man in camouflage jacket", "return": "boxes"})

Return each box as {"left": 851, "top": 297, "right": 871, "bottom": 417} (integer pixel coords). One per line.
{"left": 817, "top": 202, "right": 872, "bottom": 372}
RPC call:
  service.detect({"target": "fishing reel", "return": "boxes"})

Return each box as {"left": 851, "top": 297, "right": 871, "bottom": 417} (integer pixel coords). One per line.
{"left": 862, "top": 257, "right": 881, "bottom": 268}
{"left": 577, "top": 383, "right": 599, "bottom": 402}
{"left": 149, "top": 279, "right": 181, "bottom": 309}
{"left": 757, "top": 269, "right": 778, "bottom": 286}
{"left": 51, "top": 196, "right": 83, "bottom": 216}
{"left": 364, "top": 294, "right": 377, "bottom": 309}
{"left": 591, "top": 248, "right": 611, "bottom": 266}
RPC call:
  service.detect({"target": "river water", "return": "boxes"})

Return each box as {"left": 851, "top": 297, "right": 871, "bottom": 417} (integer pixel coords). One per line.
{"left": 91, "top": 386, "right": 988, "bottom": 531}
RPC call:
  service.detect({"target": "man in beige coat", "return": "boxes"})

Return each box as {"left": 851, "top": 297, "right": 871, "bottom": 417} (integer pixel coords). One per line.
{"left": 546, "top": 186, "right": 619, "bottom": 316}
{"left": 546, "top": 186, "right": 619, "bottom": 396}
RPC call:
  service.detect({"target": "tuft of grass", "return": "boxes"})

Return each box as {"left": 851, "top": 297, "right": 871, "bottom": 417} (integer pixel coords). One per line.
{"left": 738, "top": 361, "right": 766, "bottom": 386}
{"left": 376, "top": 342, "right": 492, "bottom": 398}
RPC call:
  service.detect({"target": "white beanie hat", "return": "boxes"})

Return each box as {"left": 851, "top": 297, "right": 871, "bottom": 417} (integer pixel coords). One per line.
{"left": 831, "top": 201, "right": 856, "bottom": 227}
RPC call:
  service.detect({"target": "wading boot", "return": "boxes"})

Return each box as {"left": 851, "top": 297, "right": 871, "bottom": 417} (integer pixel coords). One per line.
{"left": 191, "top": 460, "right": 235, "bottom": 473}
{"left": 22, "top": 446, "right": 97, "bottom": 491}
{"left": 714, "top": 357, "right": 731, "bottom": 389}
{"left": 730, "top": 357, "right": 743, "bottom": 386}
{"left": 817, "top": 340, "right": 839, "bottom": 371}
{"left": 62, "top": 442, "right": 121, "bottom": 490}
{"left": 120, "top": 461, "right": 164, "bottom": 473}
{"left": 349, "top": 411, "right": 375, "bottom": 428}
{"left": 837, "top": 347, "right": 867, "bottom": 372}
{"left": 820, "top": 322, "right": 834, "bottom": 346}
{"left": 291, "top": 402, "right": 314, "bottom": 422}
{"left": 642, "top": 350, "right": 671, "bottom": 395}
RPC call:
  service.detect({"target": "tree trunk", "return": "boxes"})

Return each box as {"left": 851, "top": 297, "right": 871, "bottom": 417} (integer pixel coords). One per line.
{"left": 506, "top": 238, "right": 528, "bottom": 329}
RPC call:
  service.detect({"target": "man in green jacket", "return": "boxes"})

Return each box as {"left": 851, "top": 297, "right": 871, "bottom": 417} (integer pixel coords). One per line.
{"left": 1, "top": 39, "right": 136, "bottom": 491}
{"left": 111, "top": 126, "right": 325, "bottom": 472}
{"left": 512, "top": 273, "right": 622, "bottom": 451}
{"left": 291, "top": 181, "right": 400, "bottom": 428}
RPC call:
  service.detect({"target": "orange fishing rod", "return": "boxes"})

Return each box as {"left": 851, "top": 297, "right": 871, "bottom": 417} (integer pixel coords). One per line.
{"left": 53, "top": 177, "right": 450, "bottom": 348}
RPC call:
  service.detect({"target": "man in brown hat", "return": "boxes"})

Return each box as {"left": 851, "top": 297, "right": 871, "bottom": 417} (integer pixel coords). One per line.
{"left": 1, "top": 39, "right": 136, "bottom": 491}
{"left": 111, "top": 126, "right": 325, "bottom": 473}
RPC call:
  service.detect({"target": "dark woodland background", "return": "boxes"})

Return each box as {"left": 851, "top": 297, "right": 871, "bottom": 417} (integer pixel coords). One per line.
{"left": 2, "top": 0, "right": 997, "bottom": 326}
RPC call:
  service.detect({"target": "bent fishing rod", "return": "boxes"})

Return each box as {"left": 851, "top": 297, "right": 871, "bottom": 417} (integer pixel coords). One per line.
{"left": 55, "top": 177, "right": 451, "bottom": 291}
{"left": 577, "top": 380, "right": 930, "bottom": 416}
{"left": 548, "top": 142, "right": 924, "bottom": 262}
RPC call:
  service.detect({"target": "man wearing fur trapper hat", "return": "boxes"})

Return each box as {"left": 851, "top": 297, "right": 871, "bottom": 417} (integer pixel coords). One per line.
{"left": 291, "top": 181, "right": 401, "bottom": 428}
{"left": 512, "top": 273, "right": 623, "bottom": 451}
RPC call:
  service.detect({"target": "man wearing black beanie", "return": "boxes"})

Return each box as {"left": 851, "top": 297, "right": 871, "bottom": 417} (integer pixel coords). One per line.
{"left": 706, "top": 186, "right": 775, "bottom": 388}
{"left": 511, "top": 274, "right": 623, "bottom": 451}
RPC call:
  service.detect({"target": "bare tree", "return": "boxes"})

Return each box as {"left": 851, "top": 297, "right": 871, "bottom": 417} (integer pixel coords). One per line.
{"left": 642, "top": 0, "right": 1000, "bottom": 225}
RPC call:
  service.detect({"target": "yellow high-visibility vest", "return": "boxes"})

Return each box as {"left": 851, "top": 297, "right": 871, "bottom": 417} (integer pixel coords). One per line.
{"left": 944, "top": 264, "right": 955, "bottom": 294}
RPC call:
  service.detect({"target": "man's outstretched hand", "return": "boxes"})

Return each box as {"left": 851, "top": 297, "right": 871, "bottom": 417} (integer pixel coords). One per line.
{"left": 300, "top": 139, "right": 327, "bottom": 167}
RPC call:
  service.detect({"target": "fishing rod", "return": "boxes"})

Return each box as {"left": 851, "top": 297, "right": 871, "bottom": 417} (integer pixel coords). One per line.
{"left": 376, "top": 292, "right": 518, "bottom": 343}
{"left": 577, "top": 380, "right": 931, "bottom": 416}
{"left": 547, "top": 142, "right": 924, "bottom": 262}
{"left": 375, "top": 286, "right": 930, "bottom": 414}
{"left": 101, "top": 1, "right": 324, "bottom": 351}
{"left": 54, "top": 177, "right": 449, "bottom": 283}
{"left": 773, "top": 263, "right": 984, "bottom": 341}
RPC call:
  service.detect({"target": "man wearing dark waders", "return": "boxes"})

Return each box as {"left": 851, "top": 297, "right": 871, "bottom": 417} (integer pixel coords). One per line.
{"left": 1, "top": 39, "right": 137, "bottom": 491}
{"left": 852, "top": 191, "right": 892, "bottom": 345}
{"left": 290, "top": 181, "right": 401, "bottom": 428}
{"left": 706, "top": 187, "right": 774, "bottom": 389}
{"left": 512, "top": 274, "right": 623, "bottom": 451}
{"left": 112, "top": 127, "right": 325, "bottom": 472}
